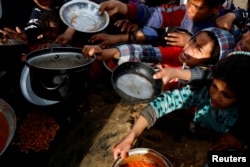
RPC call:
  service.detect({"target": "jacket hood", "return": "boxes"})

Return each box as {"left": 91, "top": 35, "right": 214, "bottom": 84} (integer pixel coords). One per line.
{"left": 197, "top": 27, "right": 235, "bottom": 60}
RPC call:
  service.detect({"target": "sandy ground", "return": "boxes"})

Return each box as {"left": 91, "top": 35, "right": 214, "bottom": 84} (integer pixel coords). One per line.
{"left": 1, "top": 1, "right": 248, "bottom": 167}
{"left": 76, "top": 90, "right": 214, "bottom": 167}
{"left": 234, "top": 0, "right": 247, "bottom": 9}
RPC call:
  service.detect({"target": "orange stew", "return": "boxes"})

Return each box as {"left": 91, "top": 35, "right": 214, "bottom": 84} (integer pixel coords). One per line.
{"left": 120, "top": 161, "right": 157, "bottom": 167}
{"left": 0, "top": 112, "right": 9, "bottom": 153}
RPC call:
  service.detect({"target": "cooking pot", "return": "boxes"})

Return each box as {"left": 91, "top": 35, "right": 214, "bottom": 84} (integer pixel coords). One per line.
{"left": 111, "top": 62, "right": 163, "bottom": 103}
{"left": 0, "top": 39, "right": 27, "bottom": 72}
{"left": 26, "top": 47, "right": 95, "bottom": 101}
{"left": 112, "top": 148, "right": 173, "bottom": 167}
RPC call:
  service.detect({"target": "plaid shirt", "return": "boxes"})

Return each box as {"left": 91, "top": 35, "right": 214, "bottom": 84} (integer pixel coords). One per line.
{"left": 116, "top": 44, "right": 162, "bottom": 65}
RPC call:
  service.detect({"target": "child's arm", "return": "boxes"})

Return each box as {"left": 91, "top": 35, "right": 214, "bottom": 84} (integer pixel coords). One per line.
{"left": 54, "top": 27, "right": 75, "bottom": 45}
{"left": 216, "top": 8, "right": 249, "bottom": 31}
{"left": 153, "top": 66, "right": 191, "bottom": 84}
{"left": 113, "top": 115, "right": 149, "bottom": 160}
{"left": 153, "top": 66, "right": 212, "bottom": 85}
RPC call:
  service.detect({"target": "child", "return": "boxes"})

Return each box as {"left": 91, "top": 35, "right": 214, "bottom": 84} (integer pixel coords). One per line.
{"left": 91, "top": 0, "right": 238, "bottom": 48}
{"left": 151, "top": 0, "right": 250, "bottom": 86}
{"left": 0, "top": 0, "right": 65, "bottom": 46}
{"left": 113, "top": 52, "right": 250, "bottom": 160}
{"left": 83, "top": 27, "right": 234, "bottom": 89}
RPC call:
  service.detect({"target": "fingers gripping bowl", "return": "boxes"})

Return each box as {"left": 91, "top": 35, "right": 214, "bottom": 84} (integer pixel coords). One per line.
{"left": 112, "top": 148, "right": 173, "bottom": 167}
{"left": 60, "top": 0, "right": 110, "bottom": 33}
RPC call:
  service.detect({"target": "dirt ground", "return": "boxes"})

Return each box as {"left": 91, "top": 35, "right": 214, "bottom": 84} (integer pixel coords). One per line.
{"left": 0, "top": 71, "right": 215, "bottom": 167}
{"left": 75, "top": 89, "right": 214, "bottom": 167}
{"left": 1, "top": 1, "right": 248, "bottom": 167}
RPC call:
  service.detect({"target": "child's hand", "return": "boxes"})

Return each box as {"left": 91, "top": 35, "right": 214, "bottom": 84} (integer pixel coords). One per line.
{"left": 210, "top": 132, "right": 244, "bottom": 151}
{"left": 114, "top": 19, "right": 139, "bottom": 33}
{"left": 82, "top": 45, "right": 103, "bottom": 59}
{"left": 0, "top": 27, "right": 28, "bottom": 45}
{"left": 153, "top": 65, "right": 177, "bottom": 84}
{"left": 82, "top": 45, "right": 120, "bottom": 61}
{"left": 54, "top": 27, "right": 75, "bottom": 46}
{"left": 165, "top": 31, "right": 191, "bottom": 47}
{"left": 88, "top": 33, "right": 124, "bottom": 49}
{"left": 99, "top": 0, "right": 128, "bottom": 17}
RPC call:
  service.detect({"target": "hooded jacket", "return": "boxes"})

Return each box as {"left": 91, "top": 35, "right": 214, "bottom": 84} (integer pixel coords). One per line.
{"left": 189, "top": 27, "right": 235, "bottom": 82}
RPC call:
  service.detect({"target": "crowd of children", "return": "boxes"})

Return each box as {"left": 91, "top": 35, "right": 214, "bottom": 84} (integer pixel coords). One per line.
{"left": 0, "top": 0, "right": 249, "bottom": 165}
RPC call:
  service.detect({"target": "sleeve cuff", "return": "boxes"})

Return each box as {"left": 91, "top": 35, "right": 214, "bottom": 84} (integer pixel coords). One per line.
{"left": 141, "top": 105, "right": 158, "bottom": 129}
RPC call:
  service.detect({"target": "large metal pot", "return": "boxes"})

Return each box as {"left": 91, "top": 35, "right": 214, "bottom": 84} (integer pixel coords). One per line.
{"left": 0, "top": 39, "right": 27, "bottom": 70}
{"left": 111, "top": 62, "right": 163, "bottom": 103}
{"left": 25, "top": 47, "right": 95, "bottom": 101}
{"left": 112, "top": 148, "right": 173, "bottom": 167}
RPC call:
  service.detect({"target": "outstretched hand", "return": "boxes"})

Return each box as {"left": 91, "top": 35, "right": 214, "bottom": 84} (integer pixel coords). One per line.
{"left": 210, "top": 132, "right": 244, "bottom": 151}
{"left": 0, "top": 27, "right": 28, "bottom": 44}
{"left": 165, "top": 31, "right": 191, "bottom": 47}
{"left": 82, "top": 45, "right": 120, "bottom": 60}
{"left": 99, "top": 0, "right": 127, "bottom": 17}
{"left": 153, "top": 65, "right": 178, "bottom": 84}
{"left": 114, "top": 19, "right": 139, "bottom": 33}
{"left": 88, "top": 33, "right": 124, "bottom": 49}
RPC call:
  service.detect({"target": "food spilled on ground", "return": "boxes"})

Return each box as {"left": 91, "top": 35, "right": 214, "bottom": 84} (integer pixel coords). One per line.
{"left": 15, "top": 110, "right": 60, "bottom": 153}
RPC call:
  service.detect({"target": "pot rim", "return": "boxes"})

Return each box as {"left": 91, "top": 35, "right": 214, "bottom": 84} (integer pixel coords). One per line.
{"left": 112, "top": 148, "right": 173, "bottom": 167}
{"left": 26, "top": 47, "right": 96, "bottom": 70}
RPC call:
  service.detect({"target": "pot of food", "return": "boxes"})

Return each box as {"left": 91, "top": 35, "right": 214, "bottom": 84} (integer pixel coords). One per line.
{"left": 111, "top": 62, "right": 163, "bottom": 103}
{"left": 25, "top": 47, "right": 95, "bottom": 101}
{"left": 112, "top": 148, "right": 173, "bottom": 167}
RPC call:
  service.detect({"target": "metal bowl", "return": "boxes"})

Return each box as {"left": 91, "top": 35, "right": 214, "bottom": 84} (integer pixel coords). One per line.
{"left": 112, "top": 148, "right": 173, "bottom": 167}
{"left": 0, "top": 98, "right": 16, "bottom": 155}
{"left": 59, "top": 0, "right": 109, "bottom": 33}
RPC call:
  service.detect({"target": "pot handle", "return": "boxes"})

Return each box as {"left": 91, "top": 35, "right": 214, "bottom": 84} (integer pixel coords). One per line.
{"left": 41, "top": 75, "right": 67, "bottom": 91}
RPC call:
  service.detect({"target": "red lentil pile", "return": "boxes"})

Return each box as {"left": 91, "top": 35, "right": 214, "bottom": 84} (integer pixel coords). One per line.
{"left": 15, "top": 110, "right": 60, "bottom": 153}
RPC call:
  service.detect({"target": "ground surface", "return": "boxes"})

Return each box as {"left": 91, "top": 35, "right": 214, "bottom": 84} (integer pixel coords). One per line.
{"left": 0, "top": 1, "right": 247, "bottom": 167}
{"left": 0, "top": 77, "right": 214, "bottom": 167}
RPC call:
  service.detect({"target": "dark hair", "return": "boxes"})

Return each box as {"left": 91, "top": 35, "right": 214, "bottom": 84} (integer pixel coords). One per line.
{"left": 202, "top": 0, "right": 226, "bottom": 8}
{"left": 205, "top": 31, "right": 220, "bottom": 64}
{"left": 212, "top": 52, "right": 250, "bottom": 103}
{"left": 38, "top": 9, "right": 66, "bottom": 35}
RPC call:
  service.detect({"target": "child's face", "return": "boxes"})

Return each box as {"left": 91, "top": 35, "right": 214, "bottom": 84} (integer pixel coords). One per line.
{"left": 186, "top": 0, "right": 221, "bottom": 22}
{"left": 178, "top": 31, "right": 214, "bottom": 67}
{"left": 42, "top": 21, "right": 59, "bottom": 42}
{"left": 209, "top": 79, "right": 237, "bottom": 109}
{"left": 234, "top": 31, "right": 250, "bottom": 52}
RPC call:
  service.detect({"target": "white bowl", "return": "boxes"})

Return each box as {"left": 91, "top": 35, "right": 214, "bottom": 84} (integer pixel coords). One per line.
{"left": 60, "top": 0, "right": 109, "bottom": 33}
